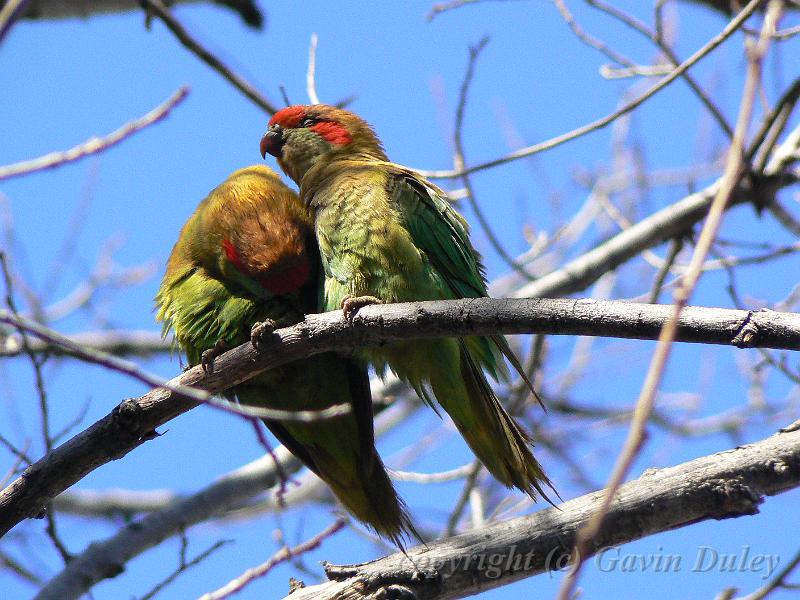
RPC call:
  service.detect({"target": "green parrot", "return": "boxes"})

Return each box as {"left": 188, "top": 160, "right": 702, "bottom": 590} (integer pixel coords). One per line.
{"left": 155, "top": 165, "right": 415, "bottom": 545}
{"left": 261, "top": 106, "right": 555, "bottom": 502}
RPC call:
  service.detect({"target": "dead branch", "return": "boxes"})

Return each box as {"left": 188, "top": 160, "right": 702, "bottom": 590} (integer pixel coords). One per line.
{"left": 141, "top": 0, "right": 278, "bottom": 114}
{"left": 3, "top": 0, "right": 264, "bottom": 28}
{"left": 0, "top": 297, "right": 798, "bottom": 539}
{"left": 0, "top": 330, "right": 169, "bottom": 358}
{"left": 283, "top": 426, "right": 800, "bottom": 599}
{"left": 0, "top": 87, "right": 189, "bottom": 181}
{"left": 34, "top": 397, "right": 416, "bottom": 600}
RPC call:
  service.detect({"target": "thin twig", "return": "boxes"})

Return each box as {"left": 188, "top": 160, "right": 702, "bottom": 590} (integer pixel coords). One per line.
{"left": 0, "top": 308, "right": 351, "bottom": 423}
{"left": 3, "top": 257, "right": 73, "bottom": 563}
{"left": 748, "top": 76, "right": 800, "bottom": 167}
{"left": 306, "top": 33, "right": 321, "bottom": 104}
{"left": 416, "top": 0, "right": 762, "bottom": 179}
{"left": 767, "top": 200, "right": 800, "bottom": 237}
{"left": 140, "top": 539, "right": 230, "bottom": 600}
{"left": 601, "top": 63, "right": 674, "bottom": 78}
{"left": 553, "top": 0, "right": 636, "bottom": 67}
{"left": 391, "top": 463, "right": 475, "bottom": 483}
{"left": 39, "top": 169, "right": 98, "bottom": 301}
{"left": 0, "top": 548, "right": 42, "bottom": 586}
{"left": 0, "top": 329, "right": 169, "bottom": 358}
{"left": 426, "top": 0, "right": 507, "bottom": 20}
{"left": 0, "top": 442, "right": 29, "bottom": 488}
{"left": 444, "top": 460, "right": 482, "bottom": 536}
{"left": 0, "top": 435, "right": 31, "bottom": 468}
{"left": 43, "top": 506, "right": 72, "bottom": 564}
{"left": 555, "top": 4, "right": 785, "bottom": 597}
{"left": 0, "top": 0, "right": 28, "bottom": 43}
{"left": 734, "top": 547, "right": 800, "bottom": 600}
{"left": 453, "top": 37, "right": 534, "bottom": 279}
{"left": 586, "top": 0, "right": 735, "bottom": 139}
{"left": 141, "top": 0, "right": 278, "bottom": 114}
{"left": 773, "top": 22, "right": 800, "bottom": 39}
{"left": 0, "top": 255, "right": 50, "bottom": 452}
{"left": 0, "top": 87, "right": 189, "bottom": 181}
{"left": 198, "top": 519, "right": 345, "bottom": 600}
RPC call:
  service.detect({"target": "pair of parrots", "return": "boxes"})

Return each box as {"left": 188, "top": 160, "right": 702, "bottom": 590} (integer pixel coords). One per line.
{"left": 155, "top": 105, "right": 554, "bottom": 545}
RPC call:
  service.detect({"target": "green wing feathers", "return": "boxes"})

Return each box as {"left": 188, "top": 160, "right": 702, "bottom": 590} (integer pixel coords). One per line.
{"left": 392, "top": 168, "right": 537, "bottom": 386}
{"left": 385, "top": 166, "right": 553, "bottom": 500}
{"left": 155, "top": 266, "right": 272, "bottom": 364}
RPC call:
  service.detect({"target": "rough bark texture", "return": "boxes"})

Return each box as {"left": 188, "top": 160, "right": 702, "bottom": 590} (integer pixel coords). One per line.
{"left": 1, "top": 298, "right": 798, "bottom": 539}
{"left": 285, "top": 427, "right": 800, "bottom": 600}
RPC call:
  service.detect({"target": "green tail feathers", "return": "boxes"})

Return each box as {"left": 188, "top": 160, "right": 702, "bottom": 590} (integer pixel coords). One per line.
{"left": 266, "top": 414, "right": 418, "bottom": 545}
{"left": 238, "top": 355, "right": 419, "bottom": 546}
{"left": 324, "top": 450, "right": 419, "bottom": 547}
{"left": 425, "top": 340, "right": 555, "bottom": 503}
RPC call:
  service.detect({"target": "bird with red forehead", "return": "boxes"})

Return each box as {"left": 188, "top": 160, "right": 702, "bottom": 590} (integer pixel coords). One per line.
{"left": 155, "top": 165, "right": 416, "bottom": 546}
{"left": 261, "top": 105, "right": 556, "bottom": 503}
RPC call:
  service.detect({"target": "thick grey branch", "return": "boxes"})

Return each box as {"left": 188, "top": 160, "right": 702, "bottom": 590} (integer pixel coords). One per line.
{"left": 36, "top": 398, "right": 415, "bottom": 600}
{"left": 511, "top": 122, "right": 800, "bottom": 299}
{"left": 1, "top": 298, "right": 797, "bottom": 538}
{"left": 4, "top": 0, "right": 264, "bottom": 28}
{"left": 284, "top": 427, "right": 800, "bottom": 599}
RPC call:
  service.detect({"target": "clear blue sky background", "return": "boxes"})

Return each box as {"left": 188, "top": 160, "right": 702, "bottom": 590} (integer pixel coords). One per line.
{"left": 1, "top": 1, "right": 798, "bottom": 598}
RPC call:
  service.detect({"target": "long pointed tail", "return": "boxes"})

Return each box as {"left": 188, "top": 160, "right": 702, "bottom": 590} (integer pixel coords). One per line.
{"left": 433, "top": 343, "right": 556, "bottom": 503}
{"left": 262, "top": 416, "right": 418, "bottom": 546}
{"left": 250, "top": 355, "right": 419, "bottom": 547}
{"left": 325, "top": 449, "right": 419, "bottom": 547}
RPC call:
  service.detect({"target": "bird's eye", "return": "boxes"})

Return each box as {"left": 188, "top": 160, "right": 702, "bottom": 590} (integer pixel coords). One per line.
{"left": 301, "top": 118, "right": 318, "bottom": 128}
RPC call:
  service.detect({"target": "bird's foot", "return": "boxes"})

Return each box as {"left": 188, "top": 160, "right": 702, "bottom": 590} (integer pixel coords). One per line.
{"left": 341, "top": 295, "right": 383, "bottom": 321}
{"left": 251, "top": 319, "right": 278, "bottom": 351}
{"left": 201, "top": 339, "right": 228, "bottom": 374}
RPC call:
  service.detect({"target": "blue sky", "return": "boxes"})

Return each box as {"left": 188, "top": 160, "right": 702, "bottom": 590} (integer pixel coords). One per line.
{"left": 1, "top": 1, "right": 799, "bottom": 598}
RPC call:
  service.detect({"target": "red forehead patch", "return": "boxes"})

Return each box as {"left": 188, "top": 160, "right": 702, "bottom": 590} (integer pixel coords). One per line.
{"left": 269, "top": 106, "right": 306, "bottom": 128}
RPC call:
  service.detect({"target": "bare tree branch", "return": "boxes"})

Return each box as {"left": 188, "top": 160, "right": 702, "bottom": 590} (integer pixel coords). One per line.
{"left": 306, "top": 33, "right": 321, "bottom": 105}
{"left": 416, "top": 0, "right": 763, "bottom": 179}
{"left": 0, "top": 330, "right": 169, "bottom": 358}
{"left": 0, "top": 0, "right": 28, "bottom": 42}
{"left": 1, "top": 297, "right": 798, "bottom": 539}
{"left": 1, "top": 0, "right": 264, "bottom": 28}
{"left": 34, "top": 398, "right": 416, "bottom": 600}
{"left": 585, "top": 0, "right": 735, "bottom": 139}
{"left": 558, "top": 4, "right": 785, "bottom": 595}
{"left": 200, "top": 520, "right": 345, "bottom": 600}
{"left": 0, "top": 87, "right": 189, "bottom": 181}
{"left": 283, "top": 426, "right": 800, "bottom": 599}
{"left": 141, "top": 0, "right": 278, "bottom": 114}
{"left": 734, "top": 547, "right": 800, "bottom": 600}
{"left": 512, "top": 121, "right": 800, "bottom": 299}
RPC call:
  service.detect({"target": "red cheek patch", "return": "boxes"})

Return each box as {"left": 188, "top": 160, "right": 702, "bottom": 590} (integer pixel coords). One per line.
{"left": 222, "top": 239, "right": 243, "bottom": 269}
{"left": 310, "top": 121, "right": 352, "bottom": 146}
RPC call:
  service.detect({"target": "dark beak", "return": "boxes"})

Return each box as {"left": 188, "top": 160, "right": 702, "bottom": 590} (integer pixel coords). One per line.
{"left": 260, "top": 127, "right": 284, "bottom": 159}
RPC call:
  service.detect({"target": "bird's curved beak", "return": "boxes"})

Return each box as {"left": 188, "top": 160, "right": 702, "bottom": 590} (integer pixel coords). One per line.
{"left": 260, "top": 127, "right": 284, "bottom": 159}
